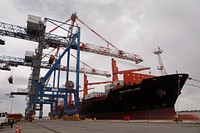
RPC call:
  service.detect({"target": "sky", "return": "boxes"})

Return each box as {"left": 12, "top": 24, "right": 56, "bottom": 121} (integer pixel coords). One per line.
{"left": 0, "top": 0, "right": 200, "bottom": 116}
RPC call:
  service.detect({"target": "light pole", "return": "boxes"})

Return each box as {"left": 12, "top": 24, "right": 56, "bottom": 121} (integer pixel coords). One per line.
{"left": 5, "top": 94, "right": 15, "bottom": 113}
{"left": 9, "top": 95, "right": 14, "bottom": 113}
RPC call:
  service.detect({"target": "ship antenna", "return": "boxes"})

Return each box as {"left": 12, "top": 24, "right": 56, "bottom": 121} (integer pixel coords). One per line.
{"left": 153, "top": 46, "right": 167, "bottom": 75}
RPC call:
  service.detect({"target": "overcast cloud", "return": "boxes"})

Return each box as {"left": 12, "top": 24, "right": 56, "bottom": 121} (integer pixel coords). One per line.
{"left": 0, "top": 0, "right": 200, "bottom": 115}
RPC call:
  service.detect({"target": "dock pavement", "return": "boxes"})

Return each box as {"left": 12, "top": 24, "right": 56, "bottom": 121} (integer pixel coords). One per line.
{"left": 0, "top": 119, "right": 200, "bottom": 133}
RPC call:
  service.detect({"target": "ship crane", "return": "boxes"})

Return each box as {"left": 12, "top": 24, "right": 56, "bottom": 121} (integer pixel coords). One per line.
{"left": 83, "top": 58, "right": 150, "bottom": 99}
{"left": 60, "top": 74, "right": 110, "bottom": 109}
{"left": 153, "top": 46, "right": 167, "bottom": 75}
{"left": 112, "top": 58, "right": 151, "bottom": 82}
{"left": 83, "top": 74, "right": 112, "bottom": 98}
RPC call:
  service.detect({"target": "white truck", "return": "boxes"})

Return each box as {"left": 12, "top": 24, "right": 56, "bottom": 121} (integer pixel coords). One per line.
{"left": 0, "top": 112, "right": 8, "bottom": 128}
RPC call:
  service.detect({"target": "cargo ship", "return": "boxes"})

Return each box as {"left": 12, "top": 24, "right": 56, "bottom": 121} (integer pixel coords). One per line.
{"left": 78, "top": 47, "right": 199, "bottom": 120}
{"left": 80, "top": 73, "right": 191, "bottom": 120}
{"left": 57, "top": 47, "right": 199, "bottom": 120}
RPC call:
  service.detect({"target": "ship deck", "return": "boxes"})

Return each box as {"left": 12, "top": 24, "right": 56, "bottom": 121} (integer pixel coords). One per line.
{"left": 0, "top": 119, "right": 200, "bottom": 133}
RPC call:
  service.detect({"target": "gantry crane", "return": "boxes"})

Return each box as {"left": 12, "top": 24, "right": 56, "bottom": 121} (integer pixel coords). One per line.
{"left": 30, "top": 16, "right": 82, "bottom": 119}
{"left": 0, "top": 15, "right": 81, "bottom": 119}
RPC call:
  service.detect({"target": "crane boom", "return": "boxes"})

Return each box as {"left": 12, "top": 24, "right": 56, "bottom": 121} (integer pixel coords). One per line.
{"left": 80, "top": 42, "right": 142, "bottom": 63}
{"left": 0, "top": 55, "right": 111, "bottom": 77}
{"left": 117, "top": 67, "right": 151, "bottom": 74}
{"left": 0, "top": 21, "right": 142, "bottom": 63}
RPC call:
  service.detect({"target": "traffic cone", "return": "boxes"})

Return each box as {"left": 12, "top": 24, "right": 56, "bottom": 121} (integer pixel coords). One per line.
{"left": 15, "top": 124, "right": 22, "bottom": 133}
{"left": 18, "top": 125, "right": 22, "bottom": 133}
{"left": 15, "top": 124, "right": 19, "bottom": 133}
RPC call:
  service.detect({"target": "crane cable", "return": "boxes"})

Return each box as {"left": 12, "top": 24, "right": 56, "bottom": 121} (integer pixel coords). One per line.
{"left": 42, "top": 48, "right": 57, "bottom": 59}
{"left": 60, "top": 47, "right": 96, "bottom": 70}
{"left": 186, "top": 77, "right": 200, "bottom": 88}
{"left": 188, "top": 77, "right": 200, "bottom": 84}
{"left": 48, "top": 14, "right": 119, "bottom": 51}
{"left": 114, "top": 58, "right": 149, "bottom": 69}
{"left": 160, "top": 52, "right": 200, "bottom": 88}
{"left": 76, "top": 17, "right": 120, "bottom": 51}
{"left": 185, "top": 83, "right": 200, "bottom": 88}
{"left": 48, "top": 18, "right": 71, "bottom": 33}
{"left": 70, "top": 53, "right": 94, "bottom": 70}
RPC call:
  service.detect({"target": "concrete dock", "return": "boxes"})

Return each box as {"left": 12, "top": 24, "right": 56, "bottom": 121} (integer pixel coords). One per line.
{"left": 1, "top": 119, "right": 200, "bottom": 133}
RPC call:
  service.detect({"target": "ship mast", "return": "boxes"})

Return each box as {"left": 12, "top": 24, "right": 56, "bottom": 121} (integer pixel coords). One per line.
{"left": 153, "top": 46, "right": 167, "bottom": 75}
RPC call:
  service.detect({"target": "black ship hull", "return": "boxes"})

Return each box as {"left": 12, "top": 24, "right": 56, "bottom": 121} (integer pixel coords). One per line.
{"left": 79, "top": 74, "right": 190, "bottom": 120}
